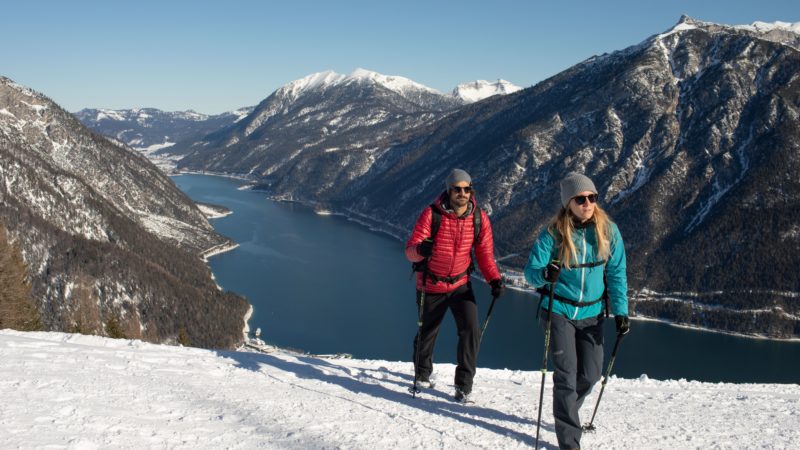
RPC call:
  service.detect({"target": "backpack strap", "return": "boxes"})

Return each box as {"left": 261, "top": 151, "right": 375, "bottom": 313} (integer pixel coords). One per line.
{"left": 429, "top": 203, "right": 442, "bottom": 240}
{"left": 472, "top": 206, "right": 481, "bottom": 245}
{"left": 411, "top": 205, "right": 442, "bottom": 274}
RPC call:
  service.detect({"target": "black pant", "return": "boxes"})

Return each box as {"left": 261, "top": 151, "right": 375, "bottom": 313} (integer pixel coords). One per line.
{"left": 540, "top": 311, "right": 604, "bottom": 450}
{"left": 412, "top": 283, "right": 479, "bottom": 393}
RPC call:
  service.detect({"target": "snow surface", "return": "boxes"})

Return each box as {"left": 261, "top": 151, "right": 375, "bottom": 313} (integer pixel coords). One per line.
{"left": 2, "top": 330, "right": 797, "bottom": 449}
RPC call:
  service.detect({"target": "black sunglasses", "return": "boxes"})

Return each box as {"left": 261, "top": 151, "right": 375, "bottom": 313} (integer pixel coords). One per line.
{"left": 573, "top": 194, "right": 597, "bottom": 205}
{"left": 450, "top": 186, "right": 473, "bottom": 194}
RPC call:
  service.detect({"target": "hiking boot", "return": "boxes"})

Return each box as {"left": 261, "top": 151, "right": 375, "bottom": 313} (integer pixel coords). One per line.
{"left": 454, "top": 386, "right": 473, "bottom": 404}
{"left": 408, "top": 376, "right": 435, "bottom": 395}
{"left": 415, "top": 377, "right": 435, "bottom": 389}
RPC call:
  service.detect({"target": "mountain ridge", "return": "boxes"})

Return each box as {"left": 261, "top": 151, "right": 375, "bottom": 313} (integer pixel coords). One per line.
{"left": 75, "top": 70, "right": 523, "bottom": 162}
{"left": 1, "top": 76, "right": 249, "bottom": 348}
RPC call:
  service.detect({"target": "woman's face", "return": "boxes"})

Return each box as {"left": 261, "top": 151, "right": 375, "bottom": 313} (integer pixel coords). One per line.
{"left": 568, "top": 190, "right": 597, "bottom": 223}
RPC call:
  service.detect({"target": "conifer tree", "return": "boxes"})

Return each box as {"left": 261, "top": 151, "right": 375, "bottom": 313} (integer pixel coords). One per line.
{"left": 0, "top": 225, "right": 42, "bottom": 331}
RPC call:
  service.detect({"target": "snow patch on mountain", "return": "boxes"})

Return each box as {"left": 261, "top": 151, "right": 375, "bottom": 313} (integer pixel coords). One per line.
{"left": 452, "top": 79, "right": 522, "bottom": 103}
{"left": 349, "top": 68, "right": 441, "bottom": 95}
{"left": 280, "top": 70, "right": 348, "bottom": 100}
{"left": 95, "top": 108, "right": 126, "bottom": 121}
{"left": 231, "top": 107, "right": 252, "bottom": 123}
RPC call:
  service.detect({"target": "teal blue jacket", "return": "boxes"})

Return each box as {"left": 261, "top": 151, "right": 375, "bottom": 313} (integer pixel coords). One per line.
{"left": 524, "top": 221, "right": 628, "bottom": 320}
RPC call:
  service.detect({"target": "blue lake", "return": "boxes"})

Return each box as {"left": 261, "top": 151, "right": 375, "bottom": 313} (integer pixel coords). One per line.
{"left": 174, "top": 174, "right": 798, "bottom": 384}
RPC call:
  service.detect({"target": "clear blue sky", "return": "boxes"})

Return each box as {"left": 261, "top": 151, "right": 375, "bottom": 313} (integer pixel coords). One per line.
{"left": 2, "top": 0, "right": 797, "bottom": 114}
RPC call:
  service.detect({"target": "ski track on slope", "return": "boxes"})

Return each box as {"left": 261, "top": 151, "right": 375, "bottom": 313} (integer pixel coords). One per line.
{"left": 0, "top": 330, "right": 798, "bottom": 449}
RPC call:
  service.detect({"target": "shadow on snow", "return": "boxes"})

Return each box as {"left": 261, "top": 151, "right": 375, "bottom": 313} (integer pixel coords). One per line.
{"left": 218, "top": 349, "right": 558, "bottom": 448}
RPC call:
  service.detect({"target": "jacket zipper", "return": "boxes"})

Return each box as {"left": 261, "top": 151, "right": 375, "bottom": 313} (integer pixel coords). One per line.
{"left": 574, "top": 230, "right": 587, "bottom": 320}
{"left": 448, "top": 216, "right": 463, "bottom": 276}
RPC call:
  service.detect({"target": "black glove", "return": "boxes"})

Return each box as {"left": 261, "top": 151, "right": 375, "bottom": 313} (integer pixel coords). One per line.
{"left": 417, "top": 238, "right": 434, "bottom": 258}
{"left": 542, "top": 262, "right": 561, "bottom": 283}
{"left": 615, "top": 315, "right": 631, "bottom": 336}
{"left": 489, "top": 279, "right": 505, "bottom": 298}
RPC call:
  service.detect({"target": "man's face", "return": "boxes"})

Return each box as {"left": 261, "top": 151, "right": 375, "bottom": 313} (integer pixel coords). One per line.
{"left": 448, "top": 182, "right": 472, "bottom": 208}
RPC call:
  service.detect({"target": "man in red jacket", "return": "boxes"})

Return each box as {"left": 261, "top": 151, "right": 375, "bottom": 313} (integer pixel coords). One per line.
{"left": 405, "top": 168, "right": 505, "bottom": 403}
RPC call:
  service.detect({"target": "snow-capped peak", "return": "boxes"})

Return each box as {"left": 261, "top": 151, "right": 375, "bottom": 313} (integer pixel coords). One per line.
{"left": 278, "top": 69, "right": 443, "bottom": 101}
{"left": 94, "top": 108, "right": 127, "bottom": 122}
{"left": 652, "top": 15, "right": 800, "bottom": 53}
{"left": 660, "top": 15, "right": 800, "bottom": 40}
{"left": 656, "top": 15, "right": 703, "bottom": 39}
{"left": 348, "top": 68, "right": 441, "bottom": 95}
{"left": 451, "top": 79, "right": 522, "bottom": 103}
{"left": 735, "top": 20, "right": 800, "bottom": 35}
{"left": 281, "top": 70, "right": 348, "bottom": 99}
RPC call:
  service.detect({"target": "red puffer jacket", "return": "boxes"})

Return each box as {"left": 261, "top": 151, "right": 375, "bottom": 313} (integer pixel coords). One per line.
{"left": 405, "top": 193, "right": 501, "bottom": 294}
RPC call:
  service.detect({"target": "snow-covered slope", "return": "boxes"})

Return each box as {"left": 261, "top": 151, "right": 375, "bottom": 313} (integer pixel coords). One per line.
{"left": 451, "top": 79, "right": 522, "bottom": 103}
{"left": 2, "top": 330, "right": 797, "bottom": 449}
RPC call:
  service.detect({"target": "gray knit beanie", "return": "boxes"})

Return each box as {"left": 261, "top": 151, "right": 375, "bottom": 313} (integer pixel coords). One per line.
{"left": 560, "top": 172, "right": 597, "bottom": 207}
{"left": 445, "top": 169, "right": 472, "bottom": 188}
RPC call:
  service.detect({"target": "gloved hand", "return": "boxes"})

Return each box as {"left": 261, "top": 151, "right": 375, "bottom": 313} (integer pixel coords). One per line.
{"left": 615, "top": 315, "right": 631, "bottom": 336}
{"left": 542, "top": 262, "right": 561, "bottom": 283}
{"left": 417, "top": 238, "right": 434, "bottom": 258}
{"left": 489, "top": 279, "right": 505, "bottom": 298}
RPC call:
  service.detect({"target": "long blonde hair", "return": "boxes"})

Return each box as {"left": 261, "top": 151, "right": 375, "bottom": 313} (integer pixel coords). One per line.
{"left": 548, "top": 205, "right": 612, "bottom": 269}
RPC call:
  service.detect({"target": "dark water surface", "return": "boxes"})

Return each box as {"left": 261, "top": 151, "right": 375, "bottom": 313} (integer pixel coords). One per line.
{"left": 174, "top": 174, "right": 798, "bottom": 384}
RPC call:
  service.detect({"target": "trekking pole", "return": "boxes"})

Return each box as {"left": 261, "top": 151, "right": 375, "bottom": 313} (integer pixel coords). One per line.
{"left": 534, "top": 260, "right": 559, "bottom": 449}
{"left": 478, "top": 293, "right": 499, "bottom": 344}
{"left": 583, "top": 331, "right": 626, "bottom": 432}
{"left": 411, "top": 269, "right": 428, "bottom": 398}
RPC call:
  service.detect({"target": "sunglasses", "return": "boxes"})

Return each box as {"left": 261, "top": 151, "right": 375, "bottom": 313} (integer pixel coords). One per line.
{"left": 450, "top": 186, "right": 473, "bottom": 194}
{"left": 573, "top": 194, "right": 597, "bottom": 205}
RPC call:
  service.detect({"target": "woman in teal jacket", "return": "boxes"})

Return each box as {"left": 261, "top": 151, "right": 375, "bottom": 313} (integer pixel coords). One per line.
{"left": 524, "top": 172, "right": 629, "bottom": 450}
